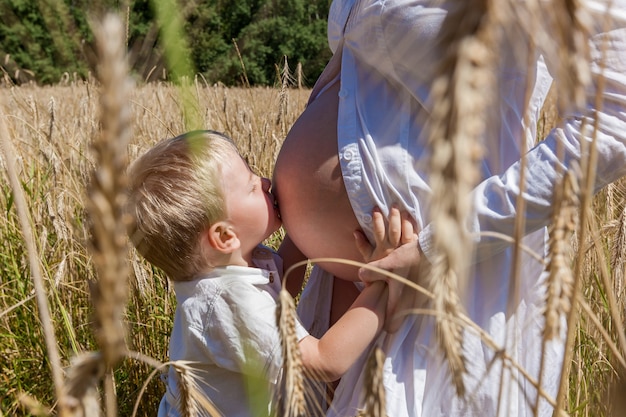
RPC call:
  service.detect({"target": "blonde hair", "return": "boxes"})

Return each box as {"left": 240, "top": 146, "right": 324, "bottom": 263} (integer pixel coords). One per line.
{"left": 127, "top": 130, "right": 238, "bottom": 280}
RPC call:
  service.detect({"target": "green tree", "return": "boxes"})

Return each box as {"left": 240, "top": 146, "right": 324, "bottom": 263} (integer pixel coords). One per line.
{"left": 184, "top": 2, "right": 230, "bottom": 75}
{"left": 0, "top": 0, "right": 331, "bottom": 86}
{"left": 199, "top": 0, "right": 331, "bottom": 86}
{"left": 0, "top": 0, "right": 87, "bottom": 83}
{"left": 220, "top": 16, "right": 329, "bottom": 86}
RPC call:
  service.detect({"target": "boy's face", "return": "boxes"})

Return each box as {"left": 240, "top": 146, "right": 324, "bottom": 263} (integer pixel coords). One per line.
{"left": 221, "top": 147, "right": 282, "bottom": 251}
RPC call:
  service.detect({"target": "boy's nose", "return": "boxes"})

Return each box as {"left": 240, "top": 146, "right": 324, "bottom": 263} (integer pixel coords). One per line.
{"left": 261, "top": 177, "right": 271, "bottom": 192}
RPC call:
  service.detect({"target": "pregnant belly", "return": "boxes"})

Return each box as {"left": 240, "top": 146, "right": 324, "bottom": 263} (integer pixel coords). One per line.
{"left": 273, "top": 82, "right": 364, "bottom": 281}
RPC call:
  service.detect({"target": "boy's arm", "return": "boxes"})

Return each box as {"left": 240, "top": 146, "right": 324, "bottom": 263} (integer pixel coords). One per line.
{"left": 297, "top": 280, "right": 388, "bottom": 382}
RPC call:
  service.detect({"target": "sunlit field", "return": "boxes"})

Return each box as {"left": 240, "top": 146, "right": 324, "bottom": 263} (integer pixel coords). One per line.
{"left": 0, "top": 74, "right": 310, "bottom": 415}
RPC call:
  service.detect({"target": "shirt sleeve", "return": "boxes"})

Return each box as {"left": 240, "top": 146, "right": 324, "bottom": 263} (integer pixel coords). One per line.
{"left": 418, "top": 8, "right": 626, "bottom": 263}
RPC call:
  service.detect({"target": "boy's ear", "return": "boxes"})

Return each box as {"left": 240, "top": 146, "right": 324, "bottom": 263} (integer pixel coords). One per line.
{"left": 206, "top": 221, "right": 240, "bottom": 253}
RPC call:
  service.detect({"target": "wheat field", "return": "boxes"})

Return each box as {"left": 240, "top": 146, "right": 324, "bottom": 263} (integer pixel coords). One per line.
{"left": 0, "top": 44, "right": 311, "bottom": 414}
{"left": 1, "top": 11, "right": 625, "bottom": 417}
{"left": 0, "top": 82, "right": 311, "bottom": 416}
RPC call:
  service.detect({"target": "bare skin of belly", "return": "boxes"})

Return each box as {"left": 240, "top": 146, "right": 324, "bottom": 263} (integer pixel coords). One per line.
{"left": 273, "top": 81, "right": 362, "bottom": 325}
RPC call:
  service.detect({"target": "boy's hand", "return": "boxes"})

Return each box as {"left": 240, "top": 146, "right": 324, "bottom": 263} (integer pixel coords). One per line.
{"left": 354, "top": 206, "right": 416, "bottom": 264}
{"left": 354, "top": 206, "right": 420, "bottom": 332}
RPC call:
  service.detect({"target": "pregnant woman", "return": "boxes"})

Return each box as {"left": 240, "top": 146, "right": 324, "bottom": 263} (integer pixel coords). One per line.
{"left": 273, "top": 0, "right": 626, "bottom": 416}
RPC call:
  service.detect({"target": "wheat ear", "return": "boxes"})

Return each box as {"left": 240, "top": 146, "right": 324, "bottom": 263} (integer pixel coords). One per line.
{"left": 543, "top": 169, "right": 580, "bottom": 342}
{"left": 170, "top": 361, "right": 222, "bottom": 417}
{"left": 425, "top": 0, "right": 500, "bottom": 397}
{"left": 611, "top": 204, "right": 626, "bottom": 298}
{"left": 276, "top": 55, "right": 292, "bottom": 136}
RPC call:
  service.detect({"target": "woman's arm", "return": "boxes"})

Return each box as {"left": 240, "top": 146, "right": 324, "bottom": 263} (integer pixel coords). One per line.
{"left": 451, "top": 25, "right": 626, "bottom": 263}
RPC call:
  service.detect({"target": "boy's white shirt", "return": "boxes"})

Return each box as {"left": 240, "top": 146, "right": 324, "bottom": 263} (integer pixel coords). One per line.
{"left": 158, "top": 245, "right": 309, "bottom": 417}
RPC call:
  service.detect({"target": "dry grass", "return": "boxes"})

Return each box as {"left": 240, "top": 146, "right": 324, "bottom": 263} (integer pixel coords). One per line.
{"left": 0, "top": 30, "right": 310, "bottom": 414}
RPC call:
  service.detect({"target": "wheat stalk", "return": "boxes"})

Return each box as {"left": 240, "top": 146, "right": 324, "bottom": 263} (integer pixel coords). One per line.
{"left": 556, "top": 5, "right": 609, "bottom": 407}
{"left": 232, "top": 39, "right": 251, "bottom": 88}
{"left": 295, "top": 62, "right": 303, "bottom": 89}
{"left": 75, "top": 13, "right": 134, "bottom": 417}
{"left": 47, "top": 96, "right": 55, "bottom": 142}
{"left": 535, "top": 168, "right": 580, "bottom": 415}
{"left": 356, "top": 346, "right": 386, "bottom": 417}
{"left": 425, "top": 0, "right": 500, "bottom": 397}
{"left": 546, "top": 0, "right": 591, "bottom": 110}
{"left": 276, "top": 287, "right": 307, "bottom": 417}
{"left": 577, "top": 298, "right": 626, "bottom": 370}
{"left": 87, "top": 10, "right": 132, "bottom": 368}
{"left": 152, "top": 0, "right": 201, "bottom": 129}
{"left": 587, "top": 207, "right": 626, "bottom": 358}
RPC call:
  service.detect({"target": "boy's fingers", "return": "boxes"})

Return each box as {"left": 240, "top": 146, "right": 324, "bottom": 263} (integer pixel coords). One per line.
{"left": 400, "top": 216, "right": 415, "bottom": 244}
{"left": 388, "top": 206, "right": 401, "bottom": 246}
{"left": 372, "top": 208, "right": 386, "bottom": 245}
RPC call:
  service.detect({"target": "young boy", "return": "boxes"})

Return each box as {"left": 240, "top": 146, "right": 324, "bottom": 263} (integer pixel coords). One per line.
{"left": 126, "top": 130, "right": 407, "bottom": 417}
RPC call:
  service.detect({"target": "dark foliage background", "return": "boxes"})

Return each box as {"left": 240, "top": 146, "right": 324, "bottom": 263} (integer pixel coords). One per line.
{"left": 0, "top": 0, "right": 332, "bottom": 86}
